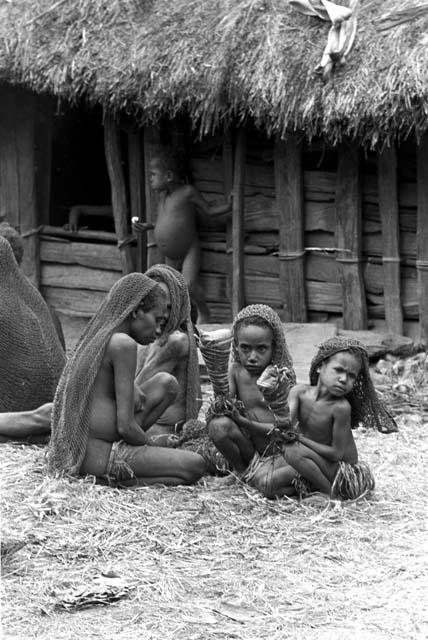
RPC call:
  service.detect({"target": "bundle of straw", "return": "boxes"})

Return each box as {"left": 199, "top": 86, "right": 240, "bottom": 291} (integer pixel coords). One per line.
{"left": 197, "top": 328, "right": 232, "bottom": 398}
{"left": 331, "top": 461, "right": 375, "bottom": 500}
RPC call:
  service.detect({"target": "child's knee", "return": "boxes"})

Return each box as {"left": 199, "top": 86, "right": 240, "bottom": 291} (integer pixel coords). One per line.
{"left": 184, "top": 453, "right": 206, "bottom": 483}
{"left": 154, "top": 372, "right": 179, "bottom": 401}
{"left": 208, "top": 416, "right": 234, "bottom": 444}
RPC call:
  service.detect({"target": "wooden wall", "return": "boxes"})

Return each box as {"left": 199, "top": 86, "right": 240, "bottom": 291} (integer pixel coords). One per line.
{"left": 193, "top": 132, "right": 419, "bottom": 338}
{"left": 40, "top": 235, "right": 122, "bottom": 350}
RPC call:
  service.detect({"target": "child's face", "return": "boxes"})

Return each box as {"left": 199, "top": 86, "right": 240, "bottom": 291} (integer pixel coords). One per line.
{"left": 130, "top": 300, "right": 168, "bottom": 345}
{"left": 149, "top": 160, "right": 171, "bottom": 191}
{"left": 235, "top": 324, "right": 273, "bottom": 375}
{"left": 318, "top": 351, "right": 361, "bottom": 398}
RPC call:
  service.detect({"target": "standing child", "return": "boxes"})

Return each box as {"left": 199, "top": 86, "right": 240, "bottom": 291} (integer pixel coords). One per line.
{"left": 251, "top": 337, "right": 396, "bottom": 500}
{"left": 137, "top": 146, "right": 232, "bottom": 323}
{"left": 208, "top": 304, "right": 296, "bottom": 475}
{"left": 47, "top": 272, "right": 206, "bottom": 486}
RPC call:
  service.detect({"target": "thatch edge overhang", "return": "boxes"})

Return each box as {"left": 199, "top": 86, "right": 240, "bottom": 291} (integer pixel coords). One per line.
{"left": 0, "top": 0, "right": 428, "bottom": 147}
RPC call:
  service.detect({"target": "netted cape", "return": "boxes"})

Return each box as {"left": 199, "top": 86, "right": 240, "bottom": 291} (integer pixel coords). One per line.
{"left": 142, "top": 264, "right": 199, "bottom": 421}
{"left": 309, "top": 336, "right": 397, "bottom": 433}
{"left": 0, "top": 236, "right": 65, "bottom": 412}
{"left": 48, "top": 273, "right": 159, "bottom": 476}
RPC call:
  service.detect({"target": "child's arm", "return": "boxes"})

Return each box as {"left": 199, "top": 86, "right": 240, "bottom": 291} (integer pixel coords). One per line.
{"left": 228, "top": 363, "right": 238, "bottom": 399}
{"left": 110, "top": 334, "right": 151, "bottom": 446}
{"left": 297, "top": 402, "right": 352, "bottom": 462}
{"left": 187, "top": 185, "right": 232, "bottom": 221}
{"left": 288, "top": 384, "right": 303, "bottom": 428}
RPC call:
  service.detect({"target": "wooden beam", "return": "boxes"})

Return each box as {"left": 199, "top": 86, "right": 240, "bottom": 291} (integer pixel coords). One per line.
{"left": 417, "top": 133, "right": 428, "bottom": 345}
{"left": 274, "top": 134, "right": 306, "bottom": 322}
{"left": 223, "top": 127, "right": 234, "bottom": 300}
{"left": 128, "top": 127, "right": 146, "bottom": 272}
{"left": 335, "top": 142, "right": 367, "bottom": 330}
{"left": 103, "top": 115, "right": 134, "bottom": 274}
{"left": 232, "top": 128, "right": 246, "bottom": 315}
{"left": 377, "top": 145, "right": 403, "bottom": 335}
{"left": 143, "top": 126, "right": 163, "bottom": 267}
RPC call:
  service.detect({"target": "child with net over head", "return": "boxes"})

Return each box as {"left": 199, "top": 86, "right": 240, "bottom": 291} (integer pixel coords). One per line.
{"left": 250, "top": 336, "right": 397, "bottom": 500}
{"left": 207, "top": 304, "right": 296, "bottom": 477}
{"left": 47, "top": 272, "right": 206, "bottom": 487}
{"left": 134, "top": 146, "right": 232, "bottom": 323}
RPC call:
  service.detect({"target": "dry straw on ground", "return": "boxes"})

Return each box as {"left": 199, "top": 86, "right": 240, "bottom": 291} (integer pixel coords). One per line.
{"left": 1, "top": 371, "right": 428, "bottom": 639}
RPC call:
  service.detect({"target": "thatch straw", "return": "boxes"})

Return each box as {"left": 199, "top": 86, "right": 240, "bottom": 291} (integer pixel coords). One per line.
{"left": 1, "top": 373, "right": 427, "bottom": 638}
{"left": 0, "top": 0, "right": 428, "bottom": 145}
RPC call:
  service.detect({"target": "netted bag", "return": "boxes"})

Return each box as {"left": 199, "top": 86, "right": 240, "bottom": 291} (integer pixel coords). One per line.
{"left": 197, "top": 327, "right": 232, "bottom": 398}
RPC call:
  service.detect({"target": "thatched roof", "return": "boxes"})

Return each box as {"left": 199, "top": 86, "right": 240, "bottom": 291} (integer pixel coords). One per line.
{"left": 1, "top": 0, "right": 428, "bottom": 145}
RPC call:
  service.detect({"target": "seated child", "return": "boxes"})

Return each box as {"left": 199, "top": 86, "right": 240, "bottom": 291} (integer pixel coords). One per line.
{"left": 208, "top": 304, "right": 296, "bottom": 475}
{"left": 136, "top": 146, "right": 232, "bottom": 323}
{"left": 47, "top": 272, "right": 206, "bottom": 486}
{"left": 134, "top": 264, "right": 201, "bottom": 445}
{"left": 250, "top": 336, "right": 396, "bottom": 500}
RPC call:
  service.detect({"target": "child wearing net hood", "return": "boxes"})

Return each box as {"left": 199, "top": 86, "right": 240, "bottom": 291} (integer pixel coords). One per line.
{"left": 207, "top": 304, "right": 296, "bottom": 476}
{"left": 47, "top": 272, "right": 206, "bottom": 487}
{"left": 250, "top": 336, "right": 396, "bottom": 500}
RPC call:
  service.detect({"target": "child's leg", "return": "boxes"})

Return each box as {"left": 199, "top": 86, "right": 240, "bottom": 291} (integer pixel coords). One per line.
{"left": 284, "top": 442, "right": 338, "bottom": 495}
{"left": 181, "top": 240, "right": 211, "bottom": 323}
{"left": 208, "top": 416, "right": 255, "bottom": 473}
{"left": 251, "top": 455, "right": 298, "bottom": 499}
{"left": 116, "top": 446, "right": 206, "bottom": 486}
{"left": 135, "top": 372, "right": 179, "bottom": 430}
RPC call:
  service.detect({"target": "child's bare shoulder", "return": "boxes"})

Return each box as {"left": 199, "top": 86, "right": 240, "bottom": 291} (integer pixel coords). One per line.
{"left": 107, "top": 332, "right": 137, "bottom": 356}
{"left": 332, "top": 396, "right": 352, "bottom": 418}
{"left": 290, "top": 383, "right": 311, "bottom": 397}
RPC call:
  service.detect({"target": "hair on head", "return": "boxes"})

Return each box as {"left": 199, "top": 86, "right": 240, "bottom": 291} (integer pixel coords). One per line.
{"left": 152, "top": 145, "right": 186, "bottom": 181}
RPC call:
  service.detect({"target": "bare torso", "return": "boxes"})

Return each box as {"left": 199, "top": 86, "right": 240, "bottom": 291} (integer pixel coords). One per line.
{"left": 154, "top": 187, "right": 199, "bottom": 260}
{"left": 233, "top": 364, "right": 277, "bottom": 451}
{"left": 296, "top": 386, "right": 357, "bottom": 463}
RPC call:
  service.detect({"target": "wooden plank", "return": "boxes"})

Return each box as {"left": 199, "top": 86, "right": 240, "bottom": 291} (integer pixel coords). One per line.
{"left": 56, "top": 312, "right": 90, "bottom": 352}
{"left": 275, "top": 135, "right": 306, "bottom": 321}
{"left": 223, "top": 127, "right": 234, "bottom": 299}
{"left": 232, "top": 128, "right": 246, "bottom": 315}
{"left": 417, "top": 132, "right": 428, "bottom": 343}
{"left": 0, "top": 86, "right": 19, "bottom": 227}
{"left": 377, "top": 145, "right": 403, "bottom": 334}
{"left": 40, "top": 239, "right": 122, "bottom": 271}
{"left": 40, "top": 225, "right": 117, "bottom": 243}
{"left": 335, "top": 143, "right": 367, "bottom": 329}
{"left": 143, "top": 126, "right": 163, "bottom": 267}
{"left": 34, "top": 95, "right": 53, "bottom": 225}
{"left": 42, "top": 286, "right": 107, "bottom": 315}
{"left": 103, "top": 116, "right": 134, "bottom": 274}
{"left": 41, "top": 263, "right": 121, "bottom": 291}
{"left": 128, "top": 127, "right": 146, "bottom": 272}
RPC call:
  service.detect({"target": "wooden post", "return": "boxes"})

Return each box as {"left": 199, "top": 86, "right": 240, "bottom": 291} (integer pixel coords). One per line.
{"left": 103, "top": 115, "right": 134, "bottom": 274}
{"left": 335, "top": 142, "right": 367, "bottom": 330}
{"left": 143, "top": 126, "right": 163, "bottom": 267}
{"left": 0, "top": 86, "right": 20, "bottom": 228}
{"left": 377, "top": 145, "right": 403, "bottom": 335}
{"left": 274, "top": 134, "right": 306, "bottom": 322}
{"left": 223, "top": 127, "right": 234, "bottom": 300}
{"left": 232, "top": 127, "right": 246, "bottom": 315}
{"left": 128, "top": 127, "right": 146, "bottom": 272}
{"left": 417, "top": 133, "right": 428, "bottom": 345}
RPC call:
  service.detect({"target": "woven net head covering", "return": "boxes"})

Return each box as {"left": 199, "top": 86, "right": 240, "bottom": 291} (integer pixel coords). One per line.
{"left": 48, "top": 273, "right": 161, "bottom": 476}
{"left": 309, "top": 336, "right": 397, "bottom": 433}
{"left": 0, "top": 236, "right": 65, "bottom": 412}
{"left": 144, "top": 264, "right": 199, "bottom": 420}
{"left": 231, "top": 305, "right": 296, "bottom": 417}
{"left": 232, "top": 305, "right": 295, "bottom": 374}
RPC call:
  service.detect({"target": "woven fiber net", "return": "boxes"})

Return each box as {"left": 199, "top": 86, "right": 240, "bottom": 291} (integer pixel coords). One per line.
{"left": 141, "top": 264, "right": 200, "bottom": 421}
{"left": 47, "top": 273, "right": 160, "bottom": 476}
{"left": 0, "top": 236, "right": 66, "bottom": 412}
{"left": 197, "top": 327, "right": 232, "bottom": 398}
{"left": 309, "top": 336, "right": 397, "bottom": 433}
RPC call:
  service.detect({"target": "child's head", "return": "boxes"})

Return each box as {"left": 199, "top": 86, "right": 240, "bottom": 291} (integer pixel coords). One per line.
{"left": 129, "top": 284, "right": 167, "bottom": 345}
{"left": 317, "top": 349, "right": 362, "bottom": 397}
{"left": 233, "top": 316, "right": 274, "bottom": 374}
{"left": 149, "top": 146, "right": 185, "bottom": 191}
